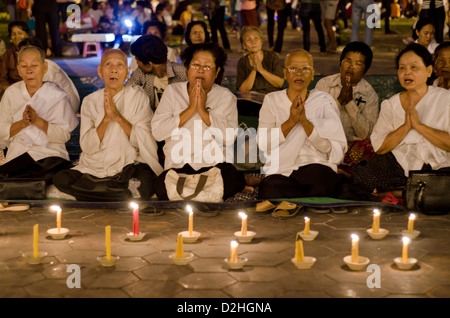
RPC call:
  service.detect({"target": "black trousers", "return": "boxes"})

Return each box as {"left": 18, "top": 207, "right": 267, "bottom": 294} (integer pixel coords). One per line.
{"left": 0, "top": 152, "right": 72, "bottom": 185}
{"left": 154, "top": 162, "right": 246, "bottom": 201}
{"left": 209, "top": 6, "right": 231, "bottom": 50}
{"left": 258, "top": 164, "right": 339, "bottom": 199}
{"left": 33, "top": 0, "right": 61, "bottom": 55}
{"left": 382, "top": 0, "right": 392, "bottom": 34}
{"left": 266, "top": 6, "right": 289, "bottom": 53}
{"left": 52, "top": 163, "right": 157, "bottom": 200}
{"left": 299, "top": 3, "right": 326, "bottom": 52}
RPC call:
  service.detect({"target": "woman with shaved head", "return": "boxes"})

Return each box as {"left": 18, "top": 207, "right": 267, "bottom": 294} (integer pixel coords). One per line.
{"left": 53, "top": 49, "right": 163, "bottom": 201}
{"left": 257, "top": 49, "right": 347, "bottom": 202}
{"left": 0, "top": 46, "right": 78, "bottom": 186}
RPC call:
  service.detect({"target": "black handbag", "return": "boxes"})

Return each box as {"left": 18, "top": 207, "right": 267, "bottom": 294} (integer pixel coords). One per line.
{"left": 405, "top": 170, "right": 450, "bottom": 214}
{"left": 70, "top": 173, "right": 132, "bottom": 202}
{"left": 0, "top": 178, "right": 46, "bottom": 200}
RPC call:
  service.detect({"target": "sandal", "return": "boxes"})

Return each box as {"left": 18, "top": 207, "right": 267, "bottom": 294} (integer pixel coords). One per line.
{"left": 247, "top": 200, "right": 276, "bottom": 213}
{"left": 307, "top": 207, "right": 331, "bottom": 214}
{"left": 271, "top": 201, "right": 301, "bottom": 219}
{"left": 0, "top": 202, "right": 30, "bottom": 212}
{"left": 331, "top": 207, "right": 349, "bottom": 214}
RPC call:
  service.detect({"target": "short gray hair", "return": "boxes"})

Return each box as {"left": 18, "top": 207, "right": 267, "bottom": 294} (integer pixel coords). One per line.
{"left": 17, "top": 45, "right": 46, "bottom": 64}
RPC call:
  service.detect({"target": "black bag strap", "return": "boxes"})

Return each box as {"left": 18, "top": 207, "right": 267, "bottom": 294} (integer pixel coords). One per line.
{"left": 177, "top": 174, "right": 209, "bottom": 200}
{"left": 414, "top": 181, "right": 426, "bottom": 211}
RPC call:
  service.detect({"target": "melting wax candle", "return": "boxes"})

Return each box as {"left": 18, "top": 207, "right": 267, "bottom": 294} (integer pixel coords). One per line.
{"left": 351, "top": 234, "right": 359, "bottom": 263}
{"left": 372, "top": 209, "right": 380, "bottom": 233}
{"left": 402, "top": 236, "right": 410, "bottom": 263}
{"left": 239, "top": 212, "right": 247, "bottom": 236}
{"left": 130, "top": 202, "right": 139, "bottom": 235}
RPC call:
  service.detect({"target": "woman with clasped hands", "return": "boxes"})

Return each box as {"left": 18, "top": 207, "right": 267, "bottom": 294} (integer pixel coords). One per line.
{"left": 352, "top": 43, "right": 450, "bottom": 195}
{"left": 151, "top": 43, "right": 249, "bottom": 201}
{"left": 0, "top": 46, "right": 78, "bottom": 184}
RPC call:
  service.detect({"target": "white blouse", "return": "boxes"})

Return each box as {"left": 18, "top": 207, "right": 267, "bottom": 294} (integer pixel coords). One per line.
{"left": 73, "top": 85, "right": 163, "bottom": 178}
{"left": 257, "top": 88, "right": 347, "bottom": 176}
{"left": 151, "top": 82, "right": 239, "bottom": 170}
{"left": 371, "top": 86, "right": 450, "bottom": 175}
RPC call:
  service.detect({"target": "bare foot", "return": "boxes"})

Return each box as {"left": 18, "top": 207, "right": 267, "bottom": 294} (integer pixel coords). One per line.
{"left": 242, "top": 186, "right": 255, "bottom": 194}
{"left": 245, "top": 175, "right": 262, "bottom": 187}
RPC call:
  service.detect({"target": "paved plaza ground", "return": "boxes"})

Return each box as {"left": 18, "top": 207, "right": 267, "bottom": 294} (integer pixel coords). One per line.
{"left": 1, "top": 17, "right": 449, "bottom": 305}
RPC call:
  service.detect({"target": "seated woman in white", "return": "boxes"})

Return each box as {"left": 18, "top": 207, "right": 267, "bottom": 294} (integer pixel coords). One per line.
{"left": 151, "top": 43, "right": 247, "bottom": 201}
{"left": 18, "top": 37, "right": 80, "bottom": 113}
{"left": 352, "top": 43, "right": 450, "bottom": 194}
{"left": 0, "top": 46, "right": 78, "bottom": 184}
{"left": 52, "top": 49, "right": 163, "bottom": 201}
{"left": 413, "top": 18, "right": 439, "bottom": 55}
{"left": 257, "top": 49, "right": 347, "bottom": 199}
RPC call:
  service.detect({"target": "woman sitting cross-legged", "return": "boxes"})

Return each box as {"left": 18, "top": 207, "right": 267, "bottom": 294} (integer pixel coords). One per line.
{"left": 352, "top": 43, "right": 450, "bottom": 197}
{"left": 0, "top": 46, "right": 78, "bottom": 185}
{"left": 151, "top": 43, "right": 249, "bottom": 201}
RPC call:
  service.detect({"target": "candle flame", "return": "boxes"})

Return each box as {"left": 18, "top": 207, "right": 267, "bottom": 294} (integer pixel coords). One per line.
{"left": 402, "top": 236, "right": 410, "bottom": 244}
{"left": 373, "top": 209, "right": 380, "bottom": 216}
{"left": 304, "top": 216, "right": 310, "bottom": 222}
{"left": 130, "top": 202, "right": 139, "bottom": 209}
{"left": 50, "top": 205, "right": 61, "bottom": 212}
{"left": 239, "top": 212, "right": 247, "bottom": 218}
{"left": 351, "top": 234, "right": 359, "bottom": 242}
{"left": 409, "top": 213, "right": 416, "bottom": 220}
{"left": 231, "top": 240, "right": 238, "bottom": 248}
{"left": 186, "top": 205, "right": 193, "bottom": 214}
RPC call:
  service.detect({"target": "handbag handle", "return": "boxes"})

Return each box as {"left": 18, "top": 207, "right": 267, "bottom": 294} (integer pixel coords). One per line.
{"left": 176, "top": 174, "right": 208, "bottom": 200}
{"left": 414, "top": 181, "right": 426, "bottom": 211}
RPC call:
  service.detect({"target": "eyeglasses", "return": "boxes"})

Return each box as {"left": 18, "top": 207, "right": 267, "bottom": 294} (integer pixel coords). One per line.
{"left": 285, "top": 66, "right": 314, "bottom": 75}
{"left": 190, "top": 64, "right": 216, "bottom": 72}
{"left": 285, "top": 66, "right": 314, "bottom": 74}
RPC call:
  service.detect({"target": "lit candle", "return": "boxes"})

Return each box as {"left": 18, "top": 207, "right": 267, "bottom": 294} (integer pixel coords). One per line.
{"left": 303, "top": 217, "right": 310, "bottom": 235}
{"left": 130, "top": 202, "right": 139, "bottom": 235}
{"left": 50, "top": 205, "right": 62, "bottom": 233}
{"left": 105, "top": 226, "right": 111, "bottom": 261}
{"left": 33, "top": 224, "right": 38, "bottom": 258}
{"left": 239, "top": 212, "right": 247, "bottom": 236}
{"left": 176, "top": 233, "right": 184, "bottom": 258}
{"left": 351, "top": 234, "right": 359, "bottom": 263}
{"left": 186, "top": 205, "right": 193, "bottom": 236}
{"left": 402, "top": 237, "right": 410, "bottom": 263}
{"left": 407, "top": 213, "right": 416, "bottom": 233}
{"left": 230, "top": 240, "right": 238, "bottom": 263}
{"left": 372, "top": 209, "right": 380, "bottom": 233}
{"left": 295, "top": 234, "right": 304, "bottom": 263}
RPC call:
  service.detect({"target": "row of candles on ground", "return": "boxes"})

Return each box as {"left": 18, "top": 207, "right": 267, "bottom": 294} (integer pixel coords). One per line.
{"left": 26, "top": 205, "right": 420, "bottom": 270}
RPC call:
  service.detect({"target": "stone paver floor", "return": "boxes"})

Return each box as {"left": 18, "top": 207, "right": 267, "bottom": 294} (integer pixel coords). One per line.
{"left": 0, "top": 204, "right": 449, "bottom": 298}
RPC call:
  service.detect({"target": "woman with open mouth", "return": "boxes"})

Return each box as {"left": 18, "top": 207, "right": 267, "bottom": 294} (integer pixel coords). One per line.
{"left": 352, "top": 43, "right": 450, "bottom": 196}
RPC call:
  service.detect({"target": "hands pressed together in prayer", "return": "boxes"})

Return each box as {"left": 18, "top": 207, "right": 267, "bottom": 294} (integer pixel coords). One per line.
{"left": 249, "top": 53, "right": 264, "bottom": 73}
{"left": 103, "top": 90, "right": 124, "bottom": 123}
{"left": 97, "top": 90, "right": 132, "bottom": 141}
{"left": 23, "top": 105, "right": 39, "bottom": 126}
{"left": 403, "top": 97, "right": 421, "bottom": 132}
{"left": 338, "top": 75, "right": 353, "bottom": 106}
{"left": 180, "top": 78, "right": 211, "bottom": 127}
{"left": 22, "top": 104, "right": 48, "bottom": 133}
{"left": 188, "top": 78, "right": 207, "bottom": 112}
{"left": 282, "top": 93, "right": 313, "bottom": 138}
{"left": 289, "top": 94, "right": 308, "bottom": 125}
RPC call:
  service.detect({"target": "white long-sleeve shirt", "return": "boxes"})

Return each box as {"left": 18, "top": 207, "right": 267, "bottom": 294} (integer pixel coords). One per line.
{"left": 0, "top": 81, "right": 79, "bottom": 163}
{"left": 151, "top": 82, "right": 239, "bottom": 170}
{"left": 371, "top": 86, "right": 450, "bottom": 175}
{"left": 257, "top": 88, "right": 347, "bottom": 176}
{"left": 73, "top": 85, "right": 163, "bottom": 178}
{"left": 45, "top": 59, "right": 80, "bottom": 113}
